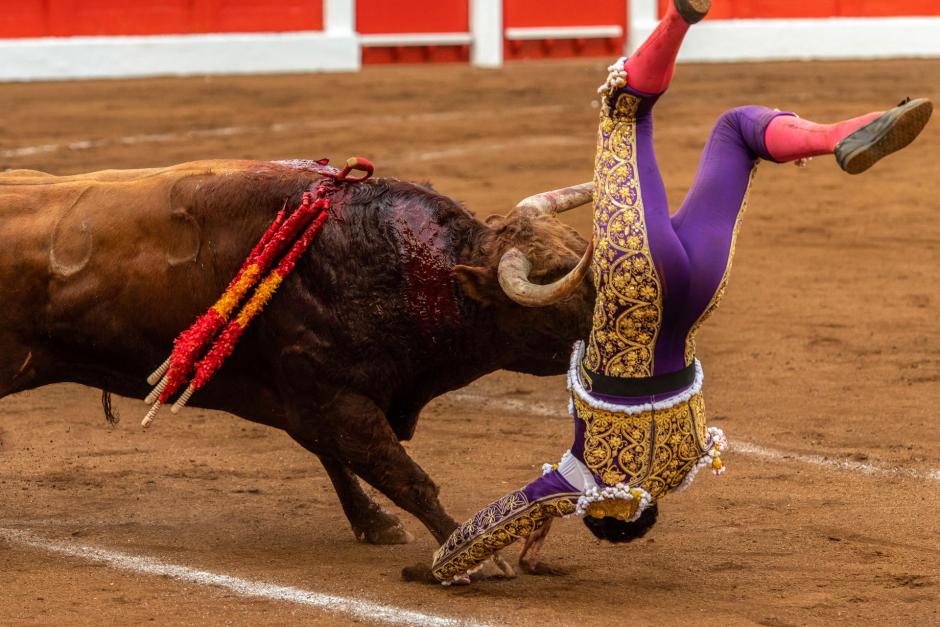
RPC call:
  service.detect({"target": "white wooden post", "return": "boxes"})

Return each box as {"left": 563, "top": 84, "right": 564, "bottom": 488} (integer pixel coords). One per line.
{"left": 324, "top": 0, "right": 360, "bottom": 70}
{"left": 470, "top": 0, "right": 503, "bottom": 67}
{"left": 627, "top": 0, "right": 658, "bottom": 54}
{"left": 325, "top": 0, "right": 356, "bottom": 36}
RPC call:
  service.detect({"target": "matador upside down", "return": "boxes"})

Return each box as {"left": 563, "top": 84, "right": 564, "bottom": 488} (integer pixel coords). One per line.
{"left": 430, "top": 0, "right": 933, "bottom": 583}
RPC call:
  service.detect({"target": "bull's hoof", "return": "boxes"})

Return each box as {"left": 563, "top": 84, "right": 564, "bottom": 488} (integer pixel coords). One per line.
{"left": 401, "top": 563, "right": 439, "bottom": 584}
{"left": 519, "top": 560, "right": 568, "bottom": 576}
{"left": 355, "top": 521, "right": 415, "bottom": 545}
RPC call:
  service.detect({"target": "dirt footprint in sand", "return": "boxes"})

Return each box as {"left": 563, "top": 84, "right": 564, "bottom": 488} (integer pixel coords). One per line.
{"left": 880, "top": 573, "right": 936, "bottom": 589}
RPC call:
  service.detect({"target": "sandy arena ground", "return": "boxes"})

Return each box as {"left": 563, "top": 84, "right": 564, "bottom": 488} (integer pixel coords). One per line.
{"left": 1, "top": 58, "right": 938, "bottom": 626}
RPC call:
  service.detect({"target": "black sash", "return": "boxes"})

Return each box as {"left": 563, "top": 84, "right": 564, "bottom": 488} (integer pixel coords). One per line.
{"left": 580, "top": 362, "right": 696, "bottom": 397}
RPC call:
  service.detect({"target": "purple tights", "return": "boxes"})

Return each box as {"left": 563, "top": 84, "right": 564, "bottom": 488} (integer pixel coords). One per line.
{"left": 584, "top": 88, "right": 792, "bottom": 379}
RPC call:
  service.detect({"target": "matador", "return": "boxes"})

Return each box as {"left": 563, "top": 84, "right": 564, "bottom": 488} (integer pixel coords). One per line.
{"left": 431, "top": 0, "right": 932, "bottom": 583}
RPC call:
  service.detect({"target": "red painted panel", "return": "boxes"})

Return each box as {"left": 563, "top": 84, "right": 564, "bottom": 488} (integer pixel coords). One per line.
{"left": 506, "top": 38, "right": 623, "bottom": 61}
{"left": 362, "top": 45, "right": 470, "bottom": 64}
{"left": 657, "top": 0, "right": 940, "bottom": 18}
{"left": 0, "top": 0, "right": 323, "bottom": 38}
{"left": 505, "top": 0, "right": 625, "bottom": 28}
{"left": 847, "top": 0, "right": 940, "bottom": 17}
{"left": 4, "top": 0, "right": 940, "bottom": 45}
{"left": 356, "top": 0, "right": 468, "bottom": 34}
{"left": 205, "top": 0, "right": 323, "bottom": 34}
{"left": 655, "top": 0, "right": 838, "bottom": 19}
{"left": 0, "top": 1, "right": 48, "bottom": 38}
{"left": 52, "top": 0, "right": 194, "bottom": 37}
{"left": 357, "top": 0, "right": 469, "bottom": 64}
{"left": 504, "top": 0, "right": 626, "bottom": 60}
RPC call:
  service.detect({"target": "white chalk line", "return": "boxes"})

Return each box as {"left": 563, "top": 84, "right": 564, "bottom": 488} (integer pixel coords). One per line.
{"left": 0, "top": 527, "right": 492, "bottom": 627}
{"left": 446, "top": 392, "right": 940, "bottom": 482}
{"left": 0, "top": 104, "right": 574, "bottom": 160}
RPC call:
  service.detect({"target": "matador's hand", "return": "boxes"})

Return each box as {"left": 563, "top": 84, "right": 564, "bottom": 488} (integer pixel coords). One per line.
{"left": 441, "top": 553, "right": 516, "bottom": 586}
{"left": 518, "top": 517, "right": 554, "bottom": 574}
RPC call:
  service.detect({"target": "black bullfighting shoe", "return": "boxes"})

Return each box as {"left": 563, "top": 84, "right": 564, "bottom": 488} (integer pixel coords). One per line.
{"left": 836, "top": 98, "right": 933, "bottom": 175}
{"left": 675, "top": 0, "right": 711, "bottom": 24}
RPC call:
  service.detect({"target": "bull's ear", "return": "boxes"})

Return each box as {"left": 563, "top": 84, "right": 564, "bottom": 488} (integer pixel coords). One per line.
{"left": 454, "top": 264, "right": 500, "bottom": 305}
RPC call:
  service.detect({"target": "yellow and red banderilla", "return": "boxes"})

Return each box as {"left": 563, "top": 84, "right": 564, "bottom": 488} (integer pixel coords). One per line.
{"left": 142, "top": 157, "right": 373, "bottom": 428}
{"left": 170, "top": 208, "right": 330, "bottom": 415}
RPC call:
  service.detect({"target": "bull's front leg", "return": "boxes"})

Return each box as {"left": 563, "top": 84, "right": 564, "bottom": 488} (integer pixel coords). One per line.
{"left": 312, "top": 452, "right": 414, "bottom": 545}
{"left": 286, "top": 391, "right": 459, "bottom": 545}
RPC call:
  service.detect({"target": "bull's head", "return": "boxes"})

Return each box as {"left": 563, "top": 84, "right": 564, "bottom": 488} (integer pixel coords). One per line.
{"left": 455, "top": 182, "right": 596, "bottom": 374}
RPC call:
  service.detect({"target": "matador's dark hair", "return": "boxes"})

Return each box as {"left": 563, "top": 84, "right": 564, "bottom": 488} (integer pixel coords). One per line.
{"left": 582, "top": 502, "right": 658, "bottom": 543}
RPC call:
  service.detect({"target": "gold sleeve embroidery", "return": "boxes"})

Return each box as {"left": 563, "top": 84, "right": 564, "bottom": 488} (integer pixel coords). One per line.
{"left": 431, "top": 491, "right": 577, "bottom": 582}
{"left": 585, "top": 92, "right": 663, "bottom": 377}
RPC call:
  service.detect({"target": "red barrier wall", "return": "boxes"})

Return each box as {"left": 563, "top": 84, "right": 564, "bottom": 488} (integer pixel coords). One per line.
{"left": 504, "top": 0, "right": 626, "bottom": 60}
{"left": 656, "top": 0, "right": 940, "bottom": 18}
{"left": 0, "top": 0, "right": 324, "bottom": 39}
{"left": 356, "top": 0, "right": 468, "bottom": 34}
{"left": 3, "top": 0, "right": 939, "bottom": 68}
{"left": 357, "top": 0, "right": 470, "bottom": 64}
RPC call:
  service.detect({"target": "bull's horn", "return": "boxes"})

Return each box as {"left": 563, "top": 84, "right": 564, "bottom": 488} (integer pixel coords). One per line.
{"left": 497, "top": 237, "right": 594, "bottom": 307}
{"left": 514, "top": 182, "right": 594, "bottom": 216}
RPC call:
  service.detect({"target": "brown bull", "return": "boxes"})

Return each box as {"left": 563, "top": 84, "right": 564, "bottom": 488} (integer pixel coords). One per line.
{"left": 0, "top": 159, "right": 593, "bottom": 546}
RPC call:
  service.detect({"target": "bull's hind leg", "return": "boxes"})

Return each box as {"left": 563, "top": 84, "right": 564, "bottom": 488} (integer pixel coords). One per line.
{"left": 313, "top": 453, "right": 415, "bottom": 545}
{"left": 286, "top": 391, "right": 458, "bottom": 544}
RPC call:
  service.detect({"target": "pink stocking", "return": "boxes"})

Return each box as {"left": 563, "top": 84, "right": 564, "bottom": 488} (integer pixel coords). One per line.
{"left": 764, "top": 112, "right": 882, "bottom": 162}
{"left": 624, "top": 3, "right": 691, "bottom": 94}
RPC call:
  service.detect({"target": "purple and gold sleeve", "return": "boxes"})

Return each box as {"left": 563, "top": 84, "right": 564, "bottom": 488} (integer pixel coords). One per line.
{"left": 430, "top": 471, "right": 580, "bottom": 582}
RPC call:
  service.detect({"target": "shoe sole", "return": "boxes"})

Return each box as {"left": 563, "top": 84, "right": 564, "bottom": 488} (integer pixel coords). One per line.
{"left": 674, "top": 0, "right": 711, "bottom": 24}
{"left": 836, "top": 99, "right": 933, "bottom": 175}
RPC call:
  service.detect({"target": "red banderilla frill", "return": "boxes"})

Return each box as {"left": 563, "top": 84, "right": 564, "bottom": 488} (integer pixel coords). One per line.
{"left": 141, "top": 156, "right": 374, "bottom": 428}
{"left": 143, "top": 203, "right": 288, "bottom": 396}
{"left": 170, "top": 210, "right": 330, "bottom": 415}
{"left": 142, "top": 190, "right": 327, "bottom": 427}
